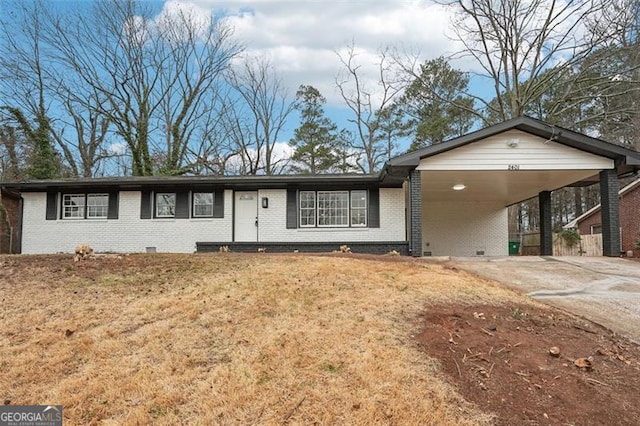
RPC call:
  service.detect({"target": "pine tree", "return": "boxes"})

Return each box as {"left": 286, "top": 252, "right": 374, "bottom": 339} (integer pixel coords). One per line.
{"left": 289, "top": 85, "right": 341, "bottom": 174}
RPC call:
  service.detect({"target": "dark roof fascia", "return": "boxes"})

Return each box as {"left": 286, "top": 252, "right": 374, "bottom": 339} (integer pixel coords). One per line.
{"left": 2, "top": 173, "right": 405, "bottom": 192}
{"left": 387, "top": 116, "right": 640, "bottom": 169}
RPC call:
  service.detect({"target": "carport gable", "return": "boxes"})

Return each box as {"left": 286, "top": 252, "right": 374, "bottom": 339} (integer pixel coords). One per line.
{"left": 416, "top": 129, "right": 614, "bottom": 206}
{"left": 416, "top": 129, "right": 614, "bottom": 172}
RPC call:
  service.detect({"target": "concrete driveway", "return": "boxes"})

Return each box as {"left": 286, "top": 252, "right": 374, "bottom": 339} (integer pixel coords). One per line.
{"left": 447, "top": 256, "right": 640, "bottom": 343}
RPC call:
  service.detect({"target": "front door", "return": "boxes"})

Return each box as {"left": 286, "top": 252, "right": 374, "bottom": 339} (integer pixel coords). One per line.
{"left": 235, "top": 191, "right": 258, "bottom": 242}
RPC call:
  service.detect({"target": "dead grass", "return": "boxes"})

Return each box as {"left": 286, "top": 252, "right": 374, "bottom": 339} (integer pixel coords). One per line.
{"left": 0, "top": 253, "right": 533, "bottom": 425}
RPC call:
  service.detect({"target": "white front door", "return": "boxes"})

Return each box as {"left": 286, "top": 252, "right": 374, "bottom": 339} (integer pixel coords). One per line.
{"left": 235, "top": 191, "right": 258, "bottom": 242}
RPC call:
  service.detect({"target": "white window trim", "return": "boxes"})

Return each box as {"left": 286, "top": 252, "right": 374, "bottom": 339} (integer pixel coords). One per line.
{"left": 156, "top": 193, "right": 176, "bottom": 218}
{"left": 192, "top": 192, "right": 214, "bottom": 218}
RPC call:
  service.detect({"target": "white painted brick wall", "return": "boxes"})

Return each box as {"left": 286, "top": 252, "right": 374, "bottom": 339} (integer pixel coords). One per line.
{"left": 22, "top": 191, "right": 233, "bottom": 254}
{"left": 422, "top": 201, "right": 508, "bottom": 256}
{"left": 21, "top": 188, "right": 406, "bottom": 254}
{"left": 257, "top": 188, "right": 406, "bottom": 242}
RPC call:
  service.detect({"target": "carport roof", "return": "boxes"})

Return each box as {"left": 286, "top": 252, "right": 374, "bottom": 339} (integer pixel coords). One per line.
{"left": 386, "top": 116, "right": 640, "bottom": 174}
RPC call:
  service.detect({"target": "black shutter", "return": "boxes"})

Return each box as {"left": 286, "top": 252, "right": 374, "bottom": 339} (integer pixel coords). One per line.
{"left": 368, "top": 188, "right": 380, "bottom": 228}
{"left": 175, "top": 190, "right": 189, "bottom": 219}
{"left": 213, "top": 190, "right": 224, "bottom": 218}
{"left": 140, "top": 190, "right": 152, "bottom": 219}
{"left": 107, "top": 192, "right": 119, "bottom": 219}
{"left": 46, "top": 192, "right": 58, "bottom": 220}
{"left": 286, "top": 189, "right": 298, "bottom": 229}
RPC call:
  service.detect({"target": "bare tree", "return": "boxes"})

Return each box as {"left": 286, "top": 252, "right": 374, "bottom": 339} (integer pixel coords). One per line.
{"left": 0, "top": 0, "right": 62, "bottom": 179}
{"left": 225, "top": 56, "right": 295, "bottom": 175}
{"left": 154, "top": 7, "right": 242, "bottom": 175}
{"left": 45, "top": 0, "right": 240, "bottom": 176}
{"left": 335, "top": 44, "right": 405, "bottom": 173}
{"left": 0, "top": 0, "right": 113, "bottom": 178}
{"left": 439, "top": 0, "right": 623, "bottom": 123}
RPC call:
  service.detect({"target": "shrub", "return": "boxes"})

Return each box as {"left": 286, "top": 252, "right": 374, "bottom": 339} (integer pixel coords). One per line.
{"left": 558, "top": 229, "right": 581, "bottom": 248}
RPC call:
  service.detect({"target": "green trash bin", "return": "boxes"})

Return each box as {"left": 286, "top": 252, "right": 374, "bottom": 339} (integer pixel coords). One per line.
{"left": 508, "top": 241, "right": 520, "bottom": 255}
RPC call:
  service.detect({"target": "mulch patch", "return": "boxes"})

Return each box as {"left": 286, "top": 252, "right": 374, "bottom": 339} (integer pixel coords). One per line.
{"left": 417, "top": 304, "right": 640, "bottom": 425}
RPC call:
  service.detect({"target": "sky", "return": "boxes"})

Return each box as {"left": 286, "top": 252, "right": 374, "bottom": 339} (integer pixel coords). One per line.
{"left": 151, "top": 0, "right": 471, "bottom": 153}
{"left": 4, "top": 0, "right": 477, "bottom": 161}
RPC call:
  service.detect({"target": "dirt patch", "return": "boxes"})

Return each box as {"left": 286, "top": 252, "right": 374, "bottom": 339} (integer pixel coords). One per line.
{"left": 417, "top": 304, "right": 640, "bottom": 425}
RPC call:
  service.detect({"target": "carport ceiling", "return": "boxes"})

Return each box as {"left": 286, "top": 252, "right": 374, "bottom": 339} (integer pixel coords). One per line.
{"left": 420, "top": 170, "right": 600, "bottom": 205}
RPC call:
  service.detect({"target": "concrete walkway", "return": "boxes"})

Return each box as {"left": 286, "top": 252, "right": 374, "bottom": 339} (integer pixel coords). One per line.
{"left": 447, "top": 256, "right": 640, "bottom": 343}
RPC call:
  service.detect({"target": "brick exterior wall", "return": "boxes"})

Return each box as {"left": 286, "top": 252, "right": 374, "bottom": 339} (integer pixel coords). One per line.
{"left": 600, "top": 169, "right": 621, "bottom": 256}
{"left": 577, "top": 212, "right": 602, "bottom": 236}
{"left": 21, "top": 191, "right": 234, "bottom": 253}
{"left": 422, "top": 200, "right": 508, "bottom": 256}
{"left": 0, "top": 190, "right": 20, "bottom": 254}
{"left": 256, "top": 188, "right": 405, "bottom": 243}
{"left": 20, "top": 188, "right": 406, "bottom": 254}
{"left": 409, "top": 169, "right": 422, "bottom": 257}
{"left": 578, "top": 180, "right": 640, "bottom": 256}
{"left": 539, "top": 191, "right": 553, "bottom": 256}
{"left": 197, "top": 241, "right": 409, "bottom": 255}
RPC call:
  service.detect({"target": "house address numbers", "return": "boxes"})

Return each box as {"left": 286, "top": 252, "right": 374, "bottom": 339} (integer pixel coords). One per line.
{"left": 508, "top": 164, "right": 520, "bottom": 170}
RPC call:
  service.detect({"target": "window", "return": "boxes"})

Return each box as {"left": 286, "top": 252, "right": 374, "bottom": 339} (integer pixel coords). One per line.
{"left": 87, "top": 194, "right": 109, "bottom": 218}
{"left": 156, "top": 193, "right": 176, "bottom": 218}
{"left": 299, "top": 191, "right": 316, "bottom": 227}
{"left": 62, "top": 193, "right": 109, "bottom": 219}
{"left": 193, "top": 192, "right": 214, "bottom": 217}
{"left": 318, "top": 191, "right": 349, "bottom": 227}
{"left": 299, "top": 190, "right": 367, "bottom": 228}
{"left": 63, "top": 194, "right": 85, "bottom": 219}
{"left": 350, "top": 190, "right": 367, "bottom": 226}
{"left": 591, "top": 224, "right": 602, "bottom": 234}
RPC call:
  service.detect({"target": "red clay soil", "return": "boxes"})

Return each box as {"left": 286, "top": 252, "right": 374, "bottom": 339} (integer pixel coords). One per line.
{"left": 417, "top": 304, "right": 640, "bottom": 425}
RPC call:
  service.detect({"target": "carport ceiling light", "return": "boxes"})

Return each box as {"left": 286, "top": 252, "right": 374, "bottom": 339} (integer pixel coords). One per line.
{"left": 452, "top": 184, "right": 466, "bottom": 191}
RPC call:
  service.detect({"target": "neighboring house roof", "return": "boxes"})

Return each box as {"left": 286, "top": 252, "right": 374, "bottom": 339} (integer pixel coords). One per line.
{"left": 564, "top": 178, "right": 640, "bottom": 229}
{"left": 385, "top": 116, "right": 640, "bottom": 178}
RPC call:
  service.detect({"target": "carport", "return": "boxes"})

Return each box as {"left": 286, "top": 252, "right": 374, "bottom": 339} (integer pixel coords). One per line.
{"left": 384, "top": 117, "right": 640, "bottom": 257}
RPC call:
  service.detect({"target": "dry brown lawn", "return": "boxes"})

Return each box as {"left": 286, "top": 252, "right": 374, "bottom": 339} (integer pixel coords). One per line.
{"left": 0, "top": 253, "right": 532, "bottom": 425}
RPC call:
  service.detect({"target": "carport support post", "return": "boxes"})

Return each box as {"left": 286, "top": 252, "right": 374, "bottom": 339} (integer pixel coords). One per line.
{"left": 409, "top": 169, "right": 422, "bottom": 257}
{"left": 600, "top": 169, "right": 620, "bottom": 257}
{"left": 539, "top": 191, "right": 553, "bottom": 256}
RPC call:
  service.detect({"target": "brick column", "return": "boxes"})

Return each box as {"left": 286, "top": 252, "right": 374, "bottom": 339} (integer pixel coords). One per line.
{"left": 539, "top": 190, "right": 553, "bottom": 256}
{"left": 600, "top": 169, "right": 620, "bottom": 257}
{"left": 409, "top": 169, "right": 422, "bottom": 257}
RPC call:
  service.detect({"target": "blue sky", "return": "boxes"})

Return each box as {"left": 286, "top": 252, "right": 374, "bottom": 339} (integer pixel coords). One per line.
{"left": 5, "top": 0, "right": 489, "bottom": 157}
{"left": 138, "top": 0, "right": 481, "bottom": 154}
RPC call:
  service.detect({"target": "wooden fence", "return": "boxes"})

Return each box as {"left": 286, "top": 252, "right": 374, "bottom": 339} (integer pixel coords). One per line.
{"left": 519, "top": 232, "right": 602, "bottom": 256}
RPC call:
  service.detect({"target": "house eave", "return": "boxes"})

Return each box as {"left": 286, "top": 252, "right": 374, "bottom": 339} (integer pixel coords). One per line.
{"left": 1, "top": 173, "right": 406, "bottom": 192}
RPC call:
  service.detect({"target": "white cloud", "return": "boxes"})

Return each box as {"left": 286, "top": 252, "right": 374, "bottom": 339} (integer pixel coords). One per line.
{"left": 164, "top": 1, "right": 463, "bottom": 105}
{"left": 107, "top": 142, "right": 128, "bottom": 156}
{"left": 225, "top": 141, "right": 295, "bottom": 174}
